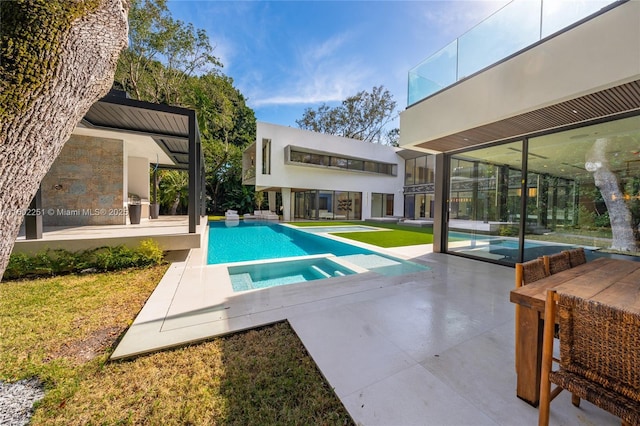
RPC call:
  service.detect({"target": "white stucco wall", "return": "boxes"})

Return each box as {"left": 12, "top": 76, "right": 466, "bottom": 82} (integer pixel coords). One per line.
{"left": 400, "top": 0, "right": 640, "bottom": 149}
{"left": 253, "top": 122, "right": 405, "bottom": 219}
{"left": 127, "top": 156, "right": 150, "bottom": 201}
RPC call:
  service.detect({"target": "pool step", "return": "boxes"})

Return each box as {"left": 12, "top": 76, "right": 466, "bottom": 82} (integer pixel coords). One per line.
{"left": 310, "top": 265, "right": 331, "bottom": 278}
{"left": 230, "top": 273, "right": 254, "bottom": 291}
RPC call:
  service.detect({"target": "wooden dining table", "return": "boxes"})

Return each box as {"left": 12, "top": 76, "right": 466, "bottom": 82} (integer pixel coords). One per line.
{"left": 509, "top": 256, "right": 640, "bottom": 407}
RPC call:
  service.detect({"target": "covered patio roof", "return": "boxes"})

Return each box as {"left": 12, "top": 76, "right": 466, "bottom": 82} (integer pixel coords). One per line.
{"left": 25, "top": 91, "right": 205, "bottom": 239}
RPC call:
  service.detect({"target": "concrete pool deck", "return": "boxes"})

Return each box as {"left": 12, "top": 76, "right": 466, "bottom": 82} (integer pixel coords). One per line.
{"left": 111, "top": 224, "right": 619, "bottom": 425}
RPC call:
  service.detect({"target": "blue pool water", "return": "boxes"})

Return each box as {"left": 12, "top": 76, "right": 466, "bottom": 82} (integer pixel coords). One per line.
{"left": 228, "top": 257, "right": 356, "bottom": 291}
{"left": 208, "top": 221, "right": 372, "bottom": 264}
{"left": 208, "top": 221, "right": 430, "bottom": 291}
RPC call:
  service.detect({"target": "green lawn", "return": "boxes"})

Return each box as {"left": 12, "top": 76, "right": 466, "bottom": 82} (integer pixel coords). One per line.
{"left": 0, "top": 268, "right": 354, "bottom": 425}
{"left": 290, "top": 221, "right": 434, "bottom": 248}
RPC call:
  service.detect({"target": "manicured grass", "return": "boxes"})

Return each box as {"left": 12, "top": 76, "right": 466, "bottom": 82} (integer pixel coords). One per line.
{"left": 290, "top": 221, "right": 434, "bottom": 248}
{"left": 0, "top": 268, "right": 353, "bottom": 425}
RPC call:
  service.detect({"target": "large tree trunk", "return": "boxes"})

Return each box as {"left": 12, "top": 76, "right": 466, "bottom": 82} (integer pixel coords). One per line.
{"left": 0, "top": 0, "right": 129, "bottom": 280}
{"left": 585, "top": 138, "right": 637, "bottom": 252}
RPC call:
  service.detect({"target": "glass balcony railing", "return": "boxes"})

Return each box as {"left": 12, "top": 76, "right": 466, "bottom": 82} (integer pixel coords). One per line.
{"left": 407, "top": 0, "right": 619, "bottom": 106}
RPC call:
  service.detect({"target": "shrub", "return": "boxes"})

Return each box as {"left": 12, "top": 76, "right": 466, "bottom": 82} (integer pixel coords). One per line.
{"left": 3, "top": 240, "right": 165, "bottom": 280}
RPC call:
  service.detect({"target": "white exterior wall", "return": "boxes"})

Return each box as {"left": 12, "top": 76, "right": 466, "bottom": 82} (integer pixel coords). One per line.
{"left": 400, "top": 0, "right": 640, "bottom": 149}
{"left": 254, "top": 122, "right": 405, "bottom": 219}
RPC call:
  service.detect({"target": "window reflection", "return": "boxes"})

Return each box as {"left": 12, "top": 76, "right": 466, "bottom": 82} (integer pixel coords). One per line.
{"left": 446, "top": 115, "right": 640, "bottom": 264}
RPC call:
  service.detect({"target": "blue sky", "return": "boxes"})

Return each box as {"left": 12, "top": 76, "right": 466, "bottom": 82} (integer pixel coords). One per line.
{"left": 167, "top": 0, "right": 510, "bottom": 129}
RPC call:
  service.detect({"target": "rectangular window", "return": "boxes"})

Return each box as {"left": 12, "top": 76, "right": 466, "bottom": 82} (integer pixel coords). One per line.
{"left": 405, "top": 158, "right": 415, "bottom": 185}
{"left": 415, "top": 156, "right": 428, "bottom": 184}
{"left": 262, "top": 139, "right": 271, "bottom": 175}
{"left": 348, "top": 159, "right": 364, "bottom": 171}
{"left": 331, "top": 157, "right": 348, "bottom": 169}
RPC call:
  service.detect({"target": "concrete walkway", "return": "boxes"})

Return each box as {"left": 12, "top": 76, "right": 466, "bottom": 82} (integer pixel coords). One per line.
{"left": 111, "top": 227, "right": 619, "bottom": 425}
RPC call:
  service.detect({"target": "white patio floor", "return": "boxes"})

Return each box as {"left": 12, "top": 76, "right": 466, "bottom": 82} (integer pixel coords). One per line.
{"left": 109, "top": 223, "right": 619, "bottom": 425}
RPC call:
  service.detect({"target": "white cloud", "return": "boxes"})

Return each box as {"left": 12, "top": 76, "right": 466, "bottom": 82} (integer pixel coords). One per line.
{"left": 248, "top": 32, "right": 372, "bottom": 107}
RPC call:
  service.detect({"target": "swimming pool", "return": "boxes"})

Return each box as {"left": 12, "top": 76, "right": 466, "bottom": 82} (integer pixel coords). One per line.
{"left": 207, "top": 221, "right": 372, "bottom": 264}
{"left": 208, "top": 221, "right": 430, "bottom": 291}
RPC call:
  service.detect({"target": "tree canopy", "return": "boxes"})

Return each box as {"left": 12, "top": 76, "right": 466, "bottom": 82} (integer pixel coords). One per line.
{"left": 296, "top": 85, "right": 398, "bottom": 144}
{"left": 115, "top": 0, "right": 256, "bottom": 214}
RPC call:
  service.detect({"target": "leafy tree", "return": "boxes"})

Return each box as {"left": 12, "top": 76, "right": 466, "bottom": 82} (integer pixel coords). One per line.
{"left": 296, "top": 85, "right": 398, "bottom": 144}
{"left": 158, "top": 170, "right": 188, "bottom": 215}
{"left": 0, "top": 0, "right": 128, "bottom": 280}
{"left": 115, "top": 0, "right": 257, "bottom": 215}
{"left": 115, "top": 0, "right": 220, "bottom": 105}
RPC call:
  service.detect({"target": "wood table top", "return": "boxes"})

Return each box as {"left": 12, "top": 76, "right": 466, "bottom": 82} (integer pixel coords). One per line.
{"left": 509, "top": 257, "right": 640, "bottom": 313}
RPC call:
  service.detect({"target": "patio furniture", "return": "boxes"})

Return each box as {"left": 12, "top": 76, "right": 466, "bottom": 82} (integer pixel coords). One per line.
{"left": 243, "top": 210, "right": 278, "bottom": 220}
{"left": 225, "top": 210, "right": 239, "bottom": 221}
{"left": 543, "top": 252, "right": 571, "bottom": 275}
{"left": 562, "top": 247, "right": 587, "bottom": 267}
{"left": 510, "top": 257, "right": 640, "bottom": 406}
{"left": 539, "top": 290, "right": 640, "bottom": 426}
{"left": 514, "top": 258, "right": 549, "bottom": 372}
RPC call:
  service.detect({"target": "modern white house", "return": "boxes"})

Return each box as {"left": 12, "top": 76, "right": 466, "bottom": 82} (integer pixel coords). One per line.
{"left": 399, "top": 0, "right": 640, "bottom": 265}
{"left": 242, "top": 122, "right": 406, "bottom": 222}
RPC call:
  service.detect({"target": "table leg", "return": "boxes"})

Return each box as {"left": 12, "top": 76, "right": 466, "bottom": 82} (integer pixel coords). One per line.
{"left": 515, "top": 305, "right": 544, "bottom": 406}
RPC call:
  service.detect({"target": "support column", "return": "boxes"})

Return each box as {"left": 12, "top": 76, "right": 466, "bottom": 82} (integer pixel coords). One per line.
{"left": 188, "top": 111, "right": 197, "bottom": 233}
{"left": 25, "top": 187, "right": 43, "bottom": 240}
{"left": 281, "top": 188, "right": 291, "bottom": 221}
{"left": 433, "top": 153, "right": 446, "bottom": 253}
{"left": 268, "top": 191, "right": 276, "bottom": 212}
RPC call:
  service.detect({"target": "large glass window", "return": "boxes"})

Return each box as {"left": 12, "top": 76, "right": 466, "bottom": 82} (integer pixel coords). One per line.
{"left": 446, "top": 114, "right": 640, "bottom": 265}
{"left": 447, "top": 141, "right": 524, "bottom": 263}
{"left": 371, "top": 193, "right": 394, "bottom": 217}
{"left": 405, "top": 158, "right": 415, "bottom": 185}
{"left": 262, "top": 139, "right": 271, "bottom": 175}
{"left": 294, "top": 190, "right": 362, "bottom": 220}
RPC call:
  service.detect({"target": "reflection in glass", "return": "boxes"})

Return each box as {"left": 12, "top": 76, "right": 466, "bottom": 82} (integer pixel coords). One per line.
{"left": 458, "top": 0, "right": 539, "bottom": 79}
{"left": 447, "top": 115, "right": 640, "bottom": 265}
{"left": 447, "top": 141, "right": 524, "bottom": 264}
{"left": 541, "top": 0, "right": 613, "bottom": 38}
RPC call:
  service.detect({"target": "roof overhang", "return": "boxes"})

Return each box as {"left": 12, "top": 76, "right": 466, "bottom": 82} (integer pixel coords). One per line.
{"left": 81, "top": 92, "right": 202, "bottom": 170}
{"left": 414, "top": 80, "right": 640, "bottom": 153}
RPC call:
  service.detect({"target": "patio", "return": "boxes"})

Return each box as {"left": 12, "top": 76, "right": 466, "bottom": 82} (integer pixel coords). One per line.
{"left": 12, "top": 215, "right": 206, "bottom": 254}
{"left": 109, "top": 227, "right": 619, "bottom": 425}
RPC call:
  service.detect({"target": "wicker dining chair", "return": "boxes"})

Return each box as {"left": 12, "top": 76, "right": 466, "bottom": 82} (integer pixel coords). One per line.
{"left": 515, "top": 257, "right": 548, "bottom": 288}
{"left": 539, "top": 290, "right": 640, "bottom": 426}
{"left": 543, "top": 251, "right": 572, "bottom": 275}
{"left": 562, "top": 247, "right": 587, "bottom": 268}
{"left": 514, "top": 257, "right": 549, "bottom": 371}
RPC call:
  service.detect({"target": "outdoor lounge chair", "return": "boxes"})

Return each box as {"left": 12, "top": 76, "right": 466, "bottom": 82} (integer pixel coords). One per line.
{"left": 539, "top": 290, "right": 640, "bottom": 426}
{"left": 225, "top": 210, "right": 239, "bottom": 221}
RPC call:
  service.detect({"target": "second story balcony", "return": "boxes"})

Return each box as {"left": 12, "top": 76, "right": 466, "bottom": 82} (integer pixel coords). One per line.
{"left": 408, "top": 0, "right": 619, "bottom": 106}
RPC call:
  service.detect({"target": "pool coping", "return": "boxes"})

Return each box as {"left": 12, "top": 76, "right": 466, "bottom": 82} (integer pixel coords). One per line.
{"left": 110, "top": 222, "right": 433, "bottom": 360}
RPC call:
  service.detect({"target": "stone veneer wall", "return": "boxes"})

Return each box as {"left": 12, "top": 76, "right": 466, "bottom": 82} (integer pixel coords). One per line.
{"left": 42, "top": 134, "right": 125, "bottom": 225}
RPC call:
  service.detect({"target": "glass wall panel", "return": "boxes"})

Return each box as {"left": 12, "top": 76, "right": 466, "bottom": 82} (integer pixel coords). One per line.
{"left": 541, "top": 0, "right": 613, "bottom": 38}
{"left": 457, "top": 0, "right": 540, "bottom": 80}
{"left": 525, "top": 115, "right": 640, "bottom": 260}
{"left": 446, "top": 115, "right": 640, "bottom": 264}
{"left": 371, "top": 193, "right": 383, "bottom": 217}
{"left": 385, "top": 194, "right": 394, "bottom": 216}
{"left": 415, "top": 156, "right": 428, "bottom": 184}
{"left": 405, "top": 158, "right": 415, "bottom": 185}
{"left": 447, "top": 141, "right": 524, "bottom": 264}
{"left": 350, "top": 192, "right": 362, "bottom": 220}
{"left": 426, "top": 155, "right": 435, "bottom": 183}
{"left": 318, "top": 190, "right": 333, "bottom": 212}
